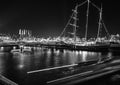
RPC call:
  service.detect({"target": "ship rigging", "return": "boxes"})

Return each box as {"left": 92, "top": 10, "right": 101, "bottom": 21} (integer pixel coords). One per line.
{"left": 59, "top": 0, "right": 110, "bottom": 44}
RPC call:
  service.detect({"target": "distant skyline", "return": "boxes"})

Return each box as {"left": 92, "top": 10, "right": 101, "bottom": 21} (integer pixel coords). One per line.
{"left": 0, "top": 0, "right": 120, "bottom": 38}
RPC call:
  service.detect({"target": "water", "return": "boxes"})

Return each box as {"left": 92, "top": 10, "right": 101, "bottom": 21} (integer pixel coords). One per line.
{"left": 0, "top": 47, "right": 115, "bottom": 85}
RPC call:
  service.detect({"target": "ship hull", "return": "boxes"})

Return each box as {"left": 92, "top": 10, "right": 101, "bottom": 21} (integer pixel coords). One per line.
{"left": 44, "top": 43, "right": 110, "bottom": 52}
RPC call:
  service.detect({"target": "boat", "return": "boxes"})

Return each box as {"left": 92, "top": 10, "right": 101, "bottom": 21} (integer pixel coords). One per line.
{"left": 11, "top": 49, "right": 21, "bottom": 53}
{"left": 11, "top": 45, "right": 32, "bottom": 53}
{"left": 75, "top": 43, "right": 109, "bottom": 52}
{"left": 109, "top": 41, "right": 120, "bottom": 52}
{"left": 57, "top": 0, "right": 110, "bottom": 52}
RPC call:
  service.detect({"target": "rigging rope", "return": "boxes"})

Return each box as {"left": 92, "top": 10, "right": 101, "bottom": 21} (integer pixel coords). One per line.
{"left": 77, "top": 0, "right": 87, "bottom": 7}
{"left": 59, "top": 0, "right": 110, "bottom": 39}
{"left": 102, "top": 20, "right": 110, "bottom": 37}
{"left": 59, "top": 12, "right": 74, "bottom": 37}
{"left": 59, "top": 0, "right": 87, "bottom": 37}
{"left": 90, "top": 1, "right": 101, "bottom": 11}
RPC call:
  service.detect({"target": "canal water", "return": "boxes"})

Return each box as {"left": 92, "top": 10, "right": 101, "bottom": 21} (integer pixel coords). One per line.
{"left": 0, "top": 47, "right": 118, "bottom": 85}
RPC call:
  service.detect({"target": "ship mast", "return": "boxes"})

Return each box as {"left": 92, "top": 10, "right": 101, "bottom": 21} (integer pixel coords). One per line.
{"left": 73, "top": 5, "right": 78, "bottom": 43}
{"left": 97, "top": 4, "right": 102, "bottom": 40}
{"left": 59, "top": 0, "right": 87, "bottom": 39}
{"left": 85, "top": 0, "right": 90, "bottom": 41}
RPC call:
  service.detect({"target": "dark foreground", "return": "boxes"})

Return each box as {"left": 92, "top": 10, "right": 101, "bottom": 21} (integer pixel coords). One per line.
{"left": 0, "top": 47, "right": 120, "bottom": 85}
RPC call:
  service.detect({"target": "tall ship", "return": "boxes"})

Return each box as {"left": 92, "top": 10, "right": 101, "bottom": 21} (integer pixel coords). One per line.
{"left": 44, "top": 0, "right": 120, "bottom": 52}
{"left": 53, "top": 0, "right": 110, "bottom": 52}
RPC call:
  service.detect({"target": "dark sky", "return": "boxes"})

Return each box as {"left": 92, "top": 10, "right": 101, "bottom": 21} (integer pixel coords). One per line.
{"left": 0, "top": 0, "right": 119, "bottom": 38}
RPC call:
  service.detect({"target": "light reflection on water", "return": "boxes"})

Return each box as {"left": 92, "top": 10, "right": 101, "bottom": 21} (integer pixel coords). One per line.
{"left": 0, "top": 47, "right": 113, "bottom": 85}
{"left": 10, "top": 47, "right": 108, "bottom": 71}
{"left": 0, "top": 52, "right": 13, "bottom": 74}
{"left": 0, "top": 53, "right": 5, "bottom": 74}
{"left": 0, "top": 47, "right": 112, "bottom": 73}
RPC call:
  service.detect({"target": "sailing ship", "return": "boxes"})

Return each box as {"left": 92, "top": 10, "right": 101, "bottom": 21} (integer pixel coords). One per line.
{"left": 45, "top": 0, "right": 120, "bottom": 52}
{"left": 57, "top": 0, "right": 110, "bottom": 52}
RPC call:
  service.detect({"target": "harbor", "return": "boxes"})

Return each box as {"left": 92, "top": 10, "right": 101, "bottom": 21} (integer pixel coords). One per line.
{"left": 0, "top": 0, "right": 120, "bottom": 85}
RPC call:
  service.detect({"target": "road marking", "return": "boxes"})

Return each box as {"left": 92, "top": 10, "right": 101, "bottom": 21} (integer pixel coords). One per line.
{"left": 47, "top": 70, "right": 93, "bottom": 84}
{"left": 27, "top": 64, "right": 78, "bottom": 74}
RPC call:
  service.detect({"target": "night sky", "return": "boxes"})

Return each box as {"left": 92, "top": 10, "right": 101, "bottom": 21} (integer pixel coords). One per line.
{"left": 0, "top": 0, "right": 120, "bottom": 38}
